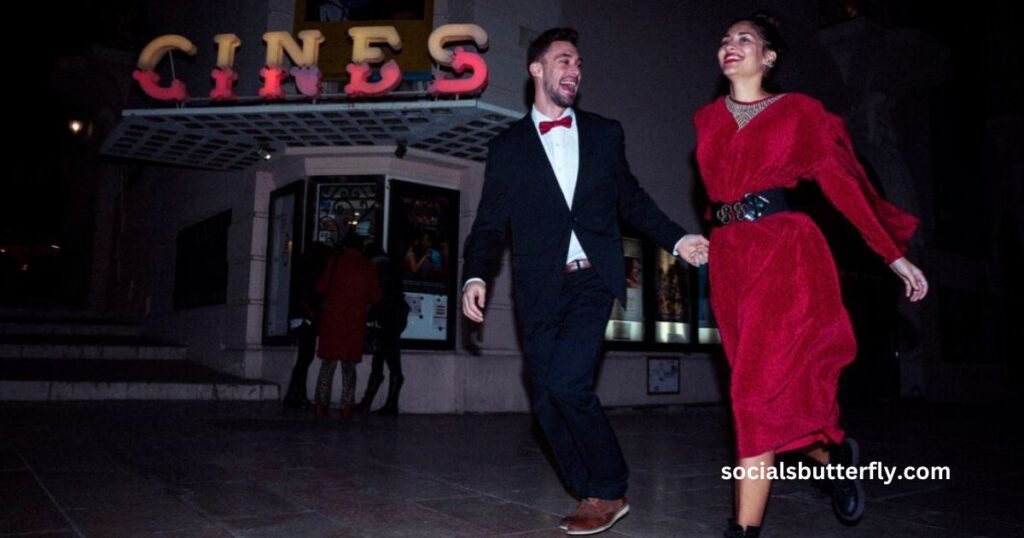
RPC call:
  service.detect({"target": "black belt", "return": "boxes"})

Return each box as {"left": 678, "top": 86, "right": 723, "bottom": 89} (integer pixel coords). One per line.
{"left": 710, "top": 188, "right": 793, "bottom": 227}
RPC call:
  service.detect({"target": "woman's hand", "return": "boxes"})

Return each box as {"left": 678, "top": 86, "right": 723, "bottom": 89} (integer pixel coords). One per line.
{"left": 889, "top": 257, "right": 928, "bottom": 302}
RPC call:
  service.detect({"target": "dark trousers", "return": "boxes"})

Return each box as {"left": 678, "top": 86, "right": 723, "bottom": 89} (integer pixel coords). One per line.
{"left": 367, "top": 332, "right": 403, "bottom": 389}
{"left": 286, "top": 322, "right": 317, "bottom": 398}
{"left": 521, "top": 268, "right": 627, "bottom": 499}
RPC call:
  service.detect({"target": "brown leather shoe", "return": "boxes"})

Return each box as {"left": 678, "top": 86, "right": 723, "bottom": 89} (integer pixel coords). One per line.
{"left": 558, "top": 498, "right": 606, "bottom": 531}
{"left": 558, "top": 499, "right": 586, "bottom": 531}
{"left": 564, "top": 497, "right": 629, "bottom": 535}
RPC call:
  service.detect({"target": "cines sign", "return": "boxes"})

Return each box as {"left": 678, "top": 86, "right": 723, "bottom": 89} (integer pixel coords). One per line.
{"left": 133, "top": 24, "right": 489, "bottom": 102}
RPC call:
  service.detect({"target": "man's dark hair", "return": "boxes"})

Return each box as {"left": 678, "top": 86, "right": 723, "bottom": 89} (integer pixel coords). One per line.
{"left": 527, "top": 27, "right": 579, "bottom": 68}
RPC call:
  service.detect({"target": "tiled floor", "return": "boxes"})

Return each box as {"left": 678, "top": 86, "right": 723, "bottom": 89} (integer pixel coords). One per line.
{"left": 1, "top": 400, "right": 1019, "bottom": 537}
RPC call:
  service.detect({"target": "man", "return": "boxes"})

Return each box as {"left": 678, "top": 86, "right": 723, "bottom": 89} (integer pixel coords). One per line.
{"left": 462, "top": 28, "right": 708, "bottom": 535}
{"left": 282, "top": 241, "right": 332, "bottom": 410}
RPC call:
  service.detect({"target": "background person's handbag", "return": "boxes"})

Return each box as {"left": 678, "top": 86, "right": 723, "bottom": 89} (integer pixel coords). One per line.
{"left": 364, "top": 305, "right": 381, "bottom": 354}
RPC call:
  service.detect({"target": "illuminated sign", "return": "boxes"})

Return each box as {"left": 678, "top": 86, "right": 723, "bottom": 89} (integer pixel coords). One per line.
{"left": 134, "top": 24, "right": 488, "bottom": 102}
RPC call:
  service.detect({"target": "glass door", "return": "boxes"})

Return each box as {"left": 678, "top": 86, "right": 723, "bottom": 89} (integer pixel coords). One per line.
{"left": 262, "top": 181, "right": 305, "bottom": 344}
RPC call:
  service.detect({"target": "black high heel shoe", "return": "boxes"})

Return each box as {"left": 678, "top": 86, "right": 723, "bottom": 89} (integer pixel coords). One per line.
{"left": 723, "top": 519, "right": 761, "bottom": 538}
{"left": 829, "top": 437, "right": 865, "bottom": 524}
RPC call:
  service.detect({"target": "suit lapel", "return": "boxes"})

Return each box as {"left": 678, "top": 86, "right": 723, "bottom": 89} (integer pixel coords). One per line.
{"left": 572, "top": 111, "right": 596, "bottom": 213}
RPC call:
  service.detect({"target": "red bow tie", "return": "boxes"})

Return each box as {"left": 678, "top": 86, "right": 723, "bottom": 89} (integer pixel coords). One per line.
{"left": 539, "top": 116, "right": 572, "bottom": 134}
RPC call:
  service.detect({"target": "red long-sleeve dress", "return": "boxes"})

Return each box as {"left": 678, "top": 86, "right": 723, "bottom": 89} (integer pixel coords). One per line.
{"left": 694, "top": 93, "right": 918, "bottom": 458}
{"left": 317, "top": 249, "right": 381, "bottom": 361}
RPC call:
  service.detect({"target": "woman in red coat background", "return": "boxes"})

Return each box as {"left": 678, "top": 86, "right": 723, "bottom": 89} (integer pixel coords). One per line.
{"left": 696, "top": 13, "right": 929, "bottom": 538}
{"left": 314, "top": 233, "right": 381, "bottom": 418}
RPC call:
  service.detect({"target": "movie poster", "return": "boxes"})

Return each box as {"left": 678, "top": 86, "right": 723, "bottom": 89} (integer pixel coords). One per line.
{"left": 387, "top": 180, "right": 458, "bottom": 348}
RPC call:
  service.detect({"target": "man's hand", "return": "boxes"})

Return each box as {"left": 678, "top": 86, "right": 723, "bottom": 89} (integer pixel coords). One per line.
{"left": 462, "top": 281, "right": 487, "bottom": 322}
{"left": 675, "top": 234, "right": 710, "bottom": 267}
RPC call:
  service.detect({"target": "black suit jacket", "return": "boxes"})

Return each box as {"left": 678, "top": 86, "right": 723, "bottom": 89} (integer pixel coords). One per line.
{"left": 462, "top": 110, "right": 686, "bottom": 323}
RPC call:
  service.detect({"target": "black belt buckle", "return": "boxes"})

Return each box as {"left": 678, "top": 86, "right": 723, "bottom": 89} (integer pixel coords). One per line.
{"left": 715, "top": 193, "right": 770, "bottom": 225}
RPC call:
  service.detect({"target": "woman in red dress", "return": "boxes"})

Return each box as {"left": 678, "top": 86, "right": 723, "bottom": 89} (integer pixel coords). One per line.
{"left": 695, "top": 13, "right": 929, "bottom": 537}
{"left": 314, "top": 233, "right": 381, "bottom": 418}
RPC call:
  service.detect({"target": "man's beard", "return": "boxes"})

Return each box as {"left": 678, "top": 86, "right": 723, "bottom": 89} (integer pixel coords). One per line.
{"left": 545, "top": 79, "right": 577, "bottom": 108}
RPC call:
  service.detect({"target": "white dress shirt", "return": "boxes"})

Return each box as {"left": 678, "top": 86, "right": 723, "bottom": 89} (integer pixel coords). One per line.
{"left": 530, "top": 106, "right": 587, "bottom": 264}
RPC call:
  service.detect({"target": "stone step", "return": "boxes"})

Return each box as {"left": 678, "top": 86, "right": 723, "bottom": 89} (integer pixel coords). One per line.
{"left": 0, "top": 335, "right": 188, "bottom": 360}
{"left": 0, "top": 359, "right": 279, "bottom": 401}
{"left": 0, "top": 307, "right": 103, "bottom": 319}
{"left": 0, "top": 318, "right": 140, "bottom": 337}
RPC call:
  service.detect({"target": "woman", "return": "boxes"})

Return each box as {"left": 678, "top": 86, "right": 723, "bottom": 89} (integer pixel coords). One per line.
{"left": 315, "top": 233, "right": 381, "bottom": 418}
{"left": 356, "top": 243, "right": 410, "bottom": 415}
{"left": 694, "top": 13, "right": 928, "bottom": 537}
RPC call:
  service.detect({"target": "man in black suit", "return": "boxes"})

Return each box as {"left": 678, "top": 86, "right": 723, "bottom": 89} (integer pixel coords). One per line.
{"left": 462, "top": 28, "right": 708, "bottom": 535}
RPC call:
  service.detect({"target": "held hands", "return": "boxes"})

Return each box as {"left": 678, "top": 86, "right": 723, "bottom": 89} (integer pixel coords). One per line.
{"left": 889, "top": 257, "right": 928, "bottom": 302}
{"left": 464, "top": 233, "right": 712, "bottom": 323}
{"left": 676, "top": 234, "right": 710, "bottom": 267}
{"left": 462, "top": 281, "right": 487, "bottom": 322}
